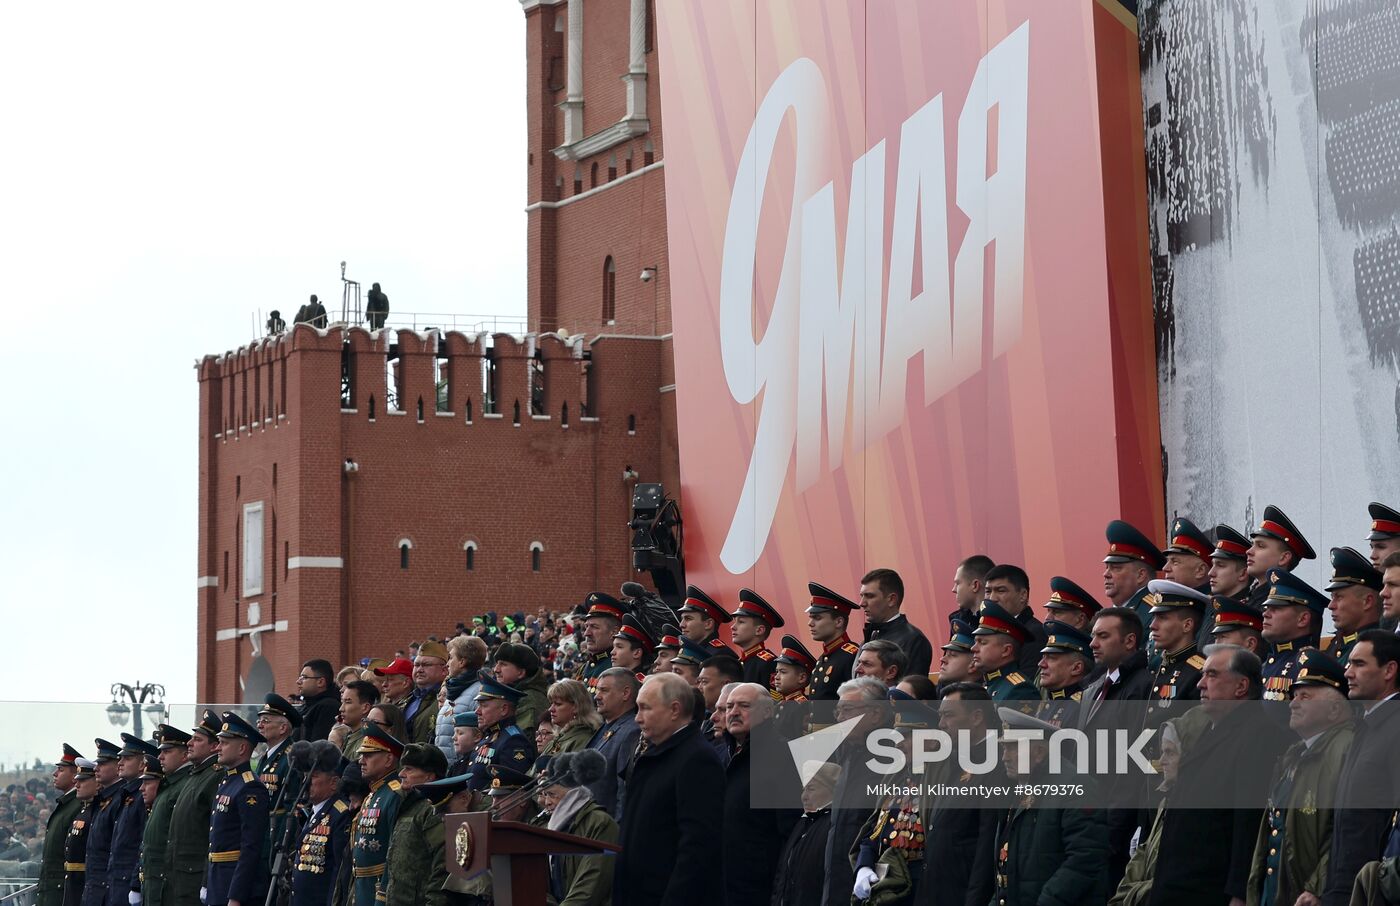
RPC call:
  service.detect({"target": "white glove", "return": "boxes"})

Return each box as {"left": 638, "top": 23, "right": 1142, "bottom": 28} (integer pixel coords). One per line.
{"left": 199, "top": 888, "right": 207, "bottom": 905}
{"left": 853, "top": 866, "right": 878, "bottom": 900}
{"left": 129, "top": 894, "right": 142, "bottom": 906}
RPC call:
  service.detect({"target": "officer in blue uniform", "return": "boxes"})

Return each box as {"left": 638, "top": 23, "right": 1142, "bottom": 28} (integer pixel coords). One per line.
{"left": 289, "top": 748, "right": 352, "bottom": 906}
{"left": 1322, "top": 546, "right": 1383, "bottom": 663}
{"left": 106, "top": 734, "right": 156, "bottom": 906}
{"left": 465, "top": 678, "right": 536, "bottom": 791}
{"left": 1260, "top": 568, "right": 1329, "bottom": 702}
{"left": 255, "top": 692, "right": 303, "bottom": 876}
{"left": 1247, "top": 505, "right": 1317, "bottom": 609}
{"left": 83, "top": 739, "right": 125, "bottom": 906}
{"left": 1103, "top": 519, "right": 1168, "bottom": 657}
{"left": 730, "top": 588, "right": 783, "bottom": 689}
{"left": 349, "top": 724, "right": 404, "bottom": 906}
{"left": 206, "top": 712, "right": 270, "bottom": 906}
{"left": 972, "top": 600, "right": 1039, "bottom": 702}
{"left": 1036, "top": 621, "right": 1094, "bottom": 727}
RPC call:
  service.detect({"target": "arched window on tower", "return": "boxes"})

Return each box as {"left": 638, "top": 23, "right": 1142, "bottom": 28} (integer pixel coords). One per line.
{"left": 602, "top": 256, "right": 616, "bottom": 323}
{"left": 530, "top": 541, "right": 544, "bottom": 572}
{"left": 398, "top": 538, "right": 413, "bottom": 570}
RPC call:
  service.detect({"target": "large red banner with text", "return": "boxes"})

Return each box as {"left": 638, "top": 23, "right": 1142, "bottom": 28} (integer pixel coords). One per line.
{"left": 658, "top": 0, "right": 1161, "bottom": 647}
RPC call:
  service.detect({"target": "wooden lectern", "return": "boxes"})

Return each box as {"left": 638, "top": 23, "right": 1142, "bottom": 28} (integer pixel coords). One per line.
{"left": 443, "top": 811, "right": 620, "bottom": 905}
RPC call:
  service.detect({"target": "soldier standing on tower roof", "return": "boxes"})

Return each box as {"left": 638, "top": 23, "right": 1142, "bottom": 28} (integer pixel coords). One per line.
{"left": 365, "top": 283, "right": 389, "bottom": 331}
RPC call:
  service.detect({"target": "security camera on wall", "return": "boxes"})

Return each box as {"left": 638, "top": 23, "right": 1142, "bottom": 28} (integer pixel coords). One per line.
{"left": 639, "top": 267, "right": 655, "bottom": 283}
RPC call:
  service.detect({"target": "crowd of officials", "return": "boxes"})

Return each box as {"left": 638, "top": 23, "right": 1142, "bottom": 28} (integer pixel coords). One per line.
{"left": 30, "top": 502, "right": 1400, "bottom": 906}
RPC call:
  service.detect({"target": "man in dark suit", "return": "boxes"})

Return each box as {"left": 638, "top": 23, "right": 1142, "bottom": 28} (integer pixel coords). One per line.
{"left": 1322, "top": 630, "right": 1400, "bottom": 906}
{"left": 858, "top": 568, "right": 933, "bottom": 678}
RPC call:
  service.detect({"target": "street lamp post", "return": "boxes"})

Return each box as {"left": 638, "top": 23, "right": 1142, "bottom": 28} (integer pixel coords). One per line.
{"left": 106, "top": 682, "right": 166, "bottom": 740}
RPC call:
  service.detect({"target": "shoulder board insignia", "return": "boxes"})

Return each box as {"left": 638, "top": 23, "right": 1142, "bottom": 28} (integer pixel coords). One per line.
{"left": 1070, "top": 691, "right": 1083, "bottom": 701}
{"left": 1006, "top": 672, "right": 1027, "bottom": 684}
{"left": 1320, "top": 635, "right": 1335, "bottom": 650}
{"left": 503, "top": 724, "right": 522, "bottom": 737}
{"left": 1187, "top": 654, "right": 1206, "bottom": 669}
{"left": 841, "top": 641, "right": 860, "bottom": 654}
{"left": 757, "top": 649, "right": 775, "bottom": 661}
{"left": 387, "top": 779, "right": 401, "bottom": 791}
{"left": 708, "top": 638, "right": 727, "bottom": 648}
{"left": 333, "top": 800, "right": 348, "bottom": 813}
{"left": 242, "top": 771, "right": 255, "bottom": 782}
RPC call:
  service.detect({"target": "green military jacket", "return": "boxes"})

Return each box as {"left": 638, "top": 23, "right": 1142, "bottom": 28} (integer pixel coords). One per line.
{"left": 993, "top": 784, "right": 1109, "bottom": 906}
{"left": 382, "top": 792, "right": 446, "bottom": 906}
{"left": 1110, "top": 800, "right": 1165, "bottom": 906}
{"left": 350, "top": 772, "right": 403, "bottom": 906}
{"left": 36, "top": 787, "right": 83, "bottom": 906}
{"left": 546, "top": 799, "right": 619, "bottom": 906}
{"left": 342, "top": 727, "right": 366, "bottom": 764}
{"left": 140, "top": 762, "right": 192, "bottom": 906}
{"left": 1246, "top": 721, "right": 1356, "bottom": 906}
{"left": 164, "top": 755, "right": 223, "bottom": 905}
{"left": 984, "top": 666, "right": 1038, "bottom": 702}
{"left": 515, "top": 671, "right": 551, "bottom": 734}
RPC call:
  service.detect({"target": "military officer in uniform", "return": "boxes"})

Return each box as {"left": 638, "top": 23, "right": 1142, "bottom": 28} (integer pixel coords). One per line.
{"left": 667, "top": 637, "right": 724, "bottom": 686}
{"left": 1102, "top": 519, "right": 1167, "bottom": 633}
{"left": 677, "top": 584, "right": 734, "bottom": 652}
{"left": 972, "top": 600, "right": 1039, "bottom": 702}
{"left": 1209, "top": 595, "right": 1266, "bottom": 655}
{"left": 1247, "top": 505, "right": 1316, "bottom": 609}
{"left": 382, "top": 744, "right": 450, "bottom": 906}
{"left": 1322, "top": 545, "right": 1383, "bottom": 663}
{"left": 1041, "top": 576, "right": 1103, "bottom": 633}
{"left": 575, "top": 592, "right": 624, "bottom": 693}
{"left": 1161, "top": 517, "right": 1217, "bottom": 649}
{"left": 654, "top": 625, "right": 682, "bottom": 674}
{"left": 805, "top": 583, "right": 861, "bottom": 700}
{"left": 165, "top": 710, "right": 223, "bottom": 906}
{"left": 611, "top": 614, "right": 657, "bottom": 682}
{"left": 1367, "top": 501, "right": 1400, "bottom": 567}
{"left": 730, "top": 588, "right": 783, "bottom": 689}
{"left": 38, "top": 744, "right": 84, "bottom": 906}
{"left": 1036, "top": 621, "right": 1094, "bottom": 727}
{"left": 349, "top": 724, "right": 405, "bottom": 906}
{"left": 464, "top": 677, "right": 535, "bottom": 790}
{"left": 82, "top": 738, "right": 124, "bottom": 906}
{"left": 772, "top": 635, "right": 815, "bottom": 703}
{"left": 1145, "top": 579, "right": 1208, "bottom": 707}
{"left": 107, "top": 733, "right": 155, "bottom": 906}
{"left": 63, "top": 759, "right": 100, "bottom": 906}
{"left": 937, "top": 616, "right": 980, "bottom": 689}
{"left": 206, "top": 712, "right": 271, "bottom": 906}
{"left": 137, "top": 726, "right": 192, "bottom": 906}
{"left": 1209, "top": 524, "right": 1252, "bottom": 602}
{"left": 289, "top": 743, "right": 353, "bottom": 906}
{"left": 1261, "top": 568, "right": 1329, "bottom": 702}
{"left": 255, "top": 692, "right": 303, "bottom": 875}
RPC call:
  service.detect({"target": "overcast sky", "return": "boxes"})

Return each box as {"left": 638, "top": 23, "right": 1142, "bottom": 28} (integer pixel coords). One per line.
{"left": 0, "top": 3, "right": 527, "bottom": 715}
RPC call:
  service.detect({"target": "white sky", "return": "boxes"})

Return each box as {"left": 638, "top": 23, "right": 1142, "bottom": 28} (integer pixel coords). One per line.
{"left": 0, "top": 3, "right": 527, "bottom": 718}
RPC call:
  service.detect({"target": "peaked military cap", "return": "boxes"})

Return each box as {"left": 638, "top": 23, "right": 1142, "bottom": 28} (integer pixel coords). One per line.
{"left": 1210, "top": 595, "right": 1264, "bottom": 634}
{"left": 1104, "top": 519, "right": 1167, "bottom": 570}
{"left": 998, "top": 707, "right": 1060, "bottom": 733}
{"left": 774, "top": 634, "right": 816, "bottom": 671}
{"left": 670, "top": 635, "right": 726, "bottom": 668}
{"left": 656, "top": 625, "right": 682, "bottom": 651}
{"left": 614, "top": 614, "right": 657, "bottom": 653}
{"left": 1164, "top": 517, "right": 1213, "bottom": 560}
{"left": 75, "top": 758, "right": 97, "bottom": 780}
{"left": 1368, "top": 502, "right": 1400, "bottom": 541}
{"left": 94, "top": 738, "right": 122, "bottom": 763}
{"left": 138, "top": 754, "right": 164, "bottom": 782}
{"left": 1250, "top": 505, "right": 1316, "bottom": 561}
{"left": 414, "top": 772, "right": 474, "bottom": 805}
{"left": 258, "top": 692, "right": 304, "bottom": 728}
{"left": 217, "top": 711, "right": 266, "bottom": 746}
{"left": 119, "top": 733, "right": 159, "bottom": 759}
{"left": 732, "top": 588, "right": 785, "bottom": 628}
{"left": 399, "top": 743, "right": 448, "bottom": 777}
{"left": 1040, "top": 621, "right": 1094, "bottom": 660}
{"left": 486, "top": 764, "right": 533, "bottom": 793}
{"left": 1263, "top": 567, "right": 1328, "bottom": 615}
{"left": 942, "top": 616, "right": 976, "bottom": 652}
{"left": 972, "top": 600, "right": 1032, "bottom": 644}
{"left": 1326, "top": 546, "right": 1383, "bottom": 591}
{"left": 359, "top": 722, "right": 404, "bottom": 758}
{"left": 452, "top": 711, "right": 479, "bottom": 729}
{"left": 806, "top": 582, "right": 857, "bottom": 616}
{"left": 583, "top": 592, "right": 628, "bottom": 621}
{"left": 1211, "top": 524, "right": 1250, "bottom": 561}
{"left": 678, "top": 585, "right": 732, "bottom": 624}
{"left": 418, "top": 639, "right": 450, "bottom": 661}
{"left": 1145, "top": 579, "right": 1209, "bottom": 615}
{"left": 1044, "top": 576, "right": 1103, "bottom": 620}
{"left": 155, "top": 725, "right": 192, "bottom": 751}
{"left": 193, "top": 708, "right": 222, "bottom": 741}
{"left": 475, "top": 677, "right": 526, "bottom": 704}
{"left": 1291, "top": 648, "right": 1348, "bottom": 695}
{"left": 56, "top": 744, "right": 83, "bottom": 768}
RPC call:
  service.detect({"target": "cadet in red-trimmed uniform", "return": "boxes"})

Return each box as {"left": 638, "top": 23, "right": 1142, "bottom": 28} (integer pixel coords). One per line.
{"left": 805, "top": 583, "right": 861, "bottom": 700}
{"left": 731, "top": 588, "right": 783, "bottom": 690}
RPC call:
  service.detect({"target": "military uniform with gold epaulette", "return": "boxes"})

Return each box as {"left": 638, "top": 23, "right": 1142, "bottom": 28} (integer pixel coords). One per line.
{"left": 850, "top": 795, "right": 925, "bottom": 897}
{"left": 350, "top": 774, "right": 402, "bottom": 906}
{"left": 1036, "top": 621, "right": 1094, "bottom": 728}
{"left": 974, "top": 600, "right": 1040, "bottom": 703}
{"left": 575, "top": 592, "right": 626, "bottom": 694}
{"left": 164, "top": 711, "right": 223, "bottom": 906}
{"left": 256, "top": 694, "right": 305, "bottom": 877}
{"left": 38, "top": 746, "right": 85, "bottom": 906}
{"left": 82, "top": 739, "right": 125, "bottom": 906}
{"left": 1320, "top": 545, "right": 1384, "bottom": 665}
{"left": 732, "top": 588, "right": 785, "bottom": 690}
{"left": 807, "top": 637, "right": 859, "bottom": 700}
{"left": 1151, "top": 648, "right": 1204, "bottom": 706}
{"left": 206, "top": 713, "right": 271, "bottom": 906}
{"left": 290, "top": 795, "right": 352, "bottom": 906}
{"left": 61, "top": 758, "right": 98, "bottom": 906}
{"left": 1261, "top": 568, "right": 1329, "bottom": 702}
{"left": 464, "top": 678, "right": 536, "bottom": 792}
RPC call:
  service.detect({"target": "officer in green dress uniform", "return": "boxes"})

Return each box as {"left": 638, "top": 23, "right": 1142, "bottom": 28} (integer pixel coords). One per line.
{"left": 1103, "top": 519, "right": 1168, "bottom": 637}
{"left": 206, "top": 711, "right": 271, "bottom": 906}
{"left": 1367, "top": 501, "right": 1400, "bottom": 568}
{"left": 1261, "top": 568, "right": 1328, "bottom": 702}
{"left": 256, "top": 692, "right": 304, "bottom": 876}
{"left": 805, "top": 583, "right": 860, "bottom": 699}
{"left": 349, "top": 723, "right": 405, "bottom": 906}
{"left": 574, "top": 593, "right": 625, "bottom": 694}
{"left": 165, "top": 710, "right": 223, "bottom": 906}
{"left": 1162, "top": 517, "right": 1217, "bottom": 649}
{"left": 464, "top": 678, "right": 536, "bottom": 791}
{"left": 936, "top": 616, "right": 979, "bottom": 691}
{"left": 1321, "top": 545, "right": 1383, "bottom": 663}
{"left": 1209, "top": 524, "right": 1253, "bottom": 603}
{"left": 1042, "top": 577, "right": 1104, "bottom": 633}
{"left": 1247, "top": 505, "right": 1317, "bottom": 609}
{"left": 289, "top": 744, "right": 353, "bottom": 906}
{"left": 1036, "top": 621, "right": 1094, "bottom": 727}
{"left": 39, "top": 744, "right": 85, "bottom": 906}
{"left": 1145, "top": 579, "right": 1208, "bottom": 707}
{"left": 1209, "top": 595, "right": 1266, "bottom": 655}
{"left": 136, "top": 725, "right": 192, "bottom": 906}
{"left": 730, "top": 588, "right": 782, "bottom": 689}
{"left": 972, "top": 600, "right": 1039, "bottom": 702}
{"left": 63, "top": 759, "right": 100, "bottom": 906}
